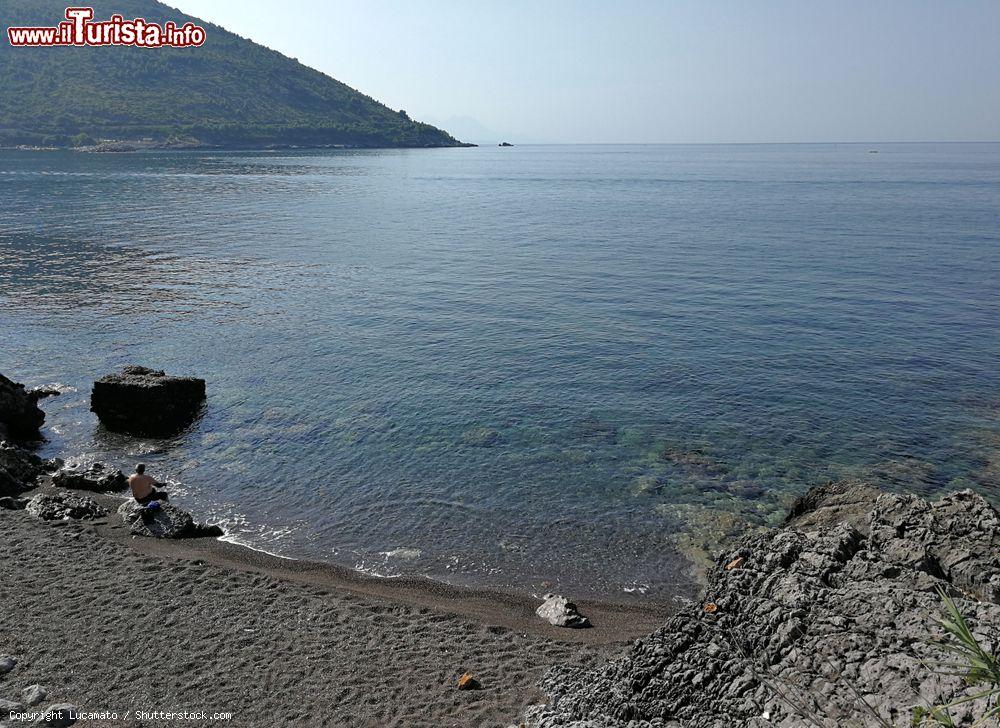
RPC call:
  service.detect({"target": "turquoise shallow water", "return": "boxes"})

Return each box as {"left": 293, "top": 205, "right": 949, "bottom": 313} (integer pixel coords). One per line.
{"left": 1, "top": 143, "right": 998, "bottom": 600}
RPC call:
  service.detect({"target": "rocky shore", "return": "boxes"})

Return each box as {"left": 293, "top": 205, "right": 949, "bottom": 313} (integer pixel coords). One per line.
{"left": 516, "top": 481, "right": 1000, "bottom": 727}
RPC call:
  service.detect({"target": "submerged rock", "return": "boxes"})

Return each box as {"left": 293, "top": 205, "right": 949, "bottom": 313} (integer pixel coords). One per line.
{"left": 462, "top": 426, "right": 502, "bottom": 447}
{"left": 520, "top": 486, "right": 1000, "bottom": 727}
{"left": 0, "top": 373, "right": 46, "bottom": 441}
{"left": 91, "top": 365, "right": 206, "bottom": 437}
{"left": 118, "top": 500, "right": 223, "bottom": 539}
{"left": 536, "top": 594, "right": 591, "bottom": 629}
{"left": 52, "top": 462, "right": 128, "bottom": 493}
{"left": 28, "top": 386, "right": 61, "bottom": 401}
{"left": 26, "top": 492, "right": 107, "bottom": 521}
{"left": 0, "top": 655, "right": 15, "bottom": 674}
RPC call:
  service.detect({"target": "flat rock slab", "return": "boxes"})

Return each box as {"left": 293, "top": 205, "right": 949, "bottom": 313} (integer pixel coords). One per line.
{"left": 91, "top": 365, "right": 206, "bottom": 437}
{"left": 52, "top": 462, "right": 127, "bottom": 493}
{"left": 119, "top": 500, "right": 223, "bottom": 539}
{"left": 536, "top": 594, "right": 591, "bottom": 628}
{"left": 26, "top": 492, "right": 108, "bottom": 521}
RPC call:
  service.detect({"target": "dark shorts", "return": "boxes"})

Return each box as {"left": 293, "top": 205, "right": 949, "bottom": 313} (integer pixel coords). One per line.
{"left": 136, "top": 489, "right": 169, "bottom": 505}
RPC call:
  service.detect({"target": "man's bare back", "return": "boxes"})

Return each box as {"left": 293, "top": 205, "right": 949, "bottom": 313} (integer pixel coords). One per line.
{"left": 128, "top": 472, "right": 156, "bottom": 500}
{"left": 128, "top": 464, "right": 168, "bottom": 504}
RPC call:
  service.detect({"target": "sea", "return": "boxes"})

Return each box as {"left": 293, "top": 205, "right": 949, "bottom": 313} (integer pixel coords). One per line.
{"left": 1, "top": 142, "right": 998, "bottom": 601}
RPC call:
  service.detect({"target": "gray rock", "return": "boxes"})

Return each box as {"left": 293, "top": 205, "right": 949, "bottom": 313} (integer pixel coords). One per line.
{"left": 27, "top": 387, "right": 60, "bottom": 401}
{"left": 52, "top": 462, "right": 128, "bottom": 493}
{"left": 118, "top": 500, "right": 223, "bottom": 539}
{"left": 91, "top": 365, "right": 205, "bottom": 437}
{"left": 26, "top": 493, "right": 107, "bottom": 521}
{"left": 536, "top": 594, "right": 591, "bottom": 628}
{"left": 519, "top": 485, "right": 1000, "bottom": 727}
{"left": 0, "top": 373, "right": 45, "bottom": 441}
{"left": 0, "top": 497, "right": 27, "bottom": 510}
{"left": 0, "top": 441, "right": 57, "bottom": 497}
{"left": 21, "top": 686, "right": 46, "bottom": 707}
{"left": 783, "top": 478, "right": 881, "bottom": 534}
{"left": 0, "top": 699, "right": 23, "bottom": 720}
{"left": 0, "top": 655, "right": 15, "bottom": 674}
{"left": 34, "top": 704, "right": 76, "bottom": 727}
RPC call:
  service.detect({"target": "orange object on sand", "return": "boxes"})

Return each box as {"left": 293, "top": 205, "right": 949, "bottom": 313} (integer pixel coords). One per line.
{"left": 457, "top": 673, "right": 481, "bottom": 690}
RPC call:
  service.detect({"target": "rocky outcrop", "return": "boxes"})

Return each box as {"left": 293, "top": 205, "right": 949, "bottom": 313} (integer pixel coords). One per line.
{"left": 52, "top": 462, "right": 128, "bottom": 493}
{"left": 0, "top": 373, "right": 46, "bottom": 441}
{"left": 26, "top": 492, "right": 107, "bottom": 521}
{"left": 520, "top": 485, "right": 1000, "bottom": 728}
{"left": 118, "top": 500, "right": 223, "bottom": 539}
{"left": 782, "top": 478, "right": 881, "bottom": 533}
{"left": 91, "top": 366, "right": 206, "bottom": 437}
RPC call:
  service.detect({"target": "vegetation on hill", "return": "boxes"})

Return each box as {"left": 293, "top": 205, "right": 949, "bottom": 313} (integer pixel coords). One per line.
{"left": 0, "top": 0, "right": 467, "bottom": 148}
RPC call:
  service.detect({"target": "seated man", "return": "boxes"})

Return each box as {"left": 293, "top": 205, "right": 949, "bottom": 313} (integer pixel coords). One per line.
{"left": 128, "top": 463, "right": 169, "bottom": 505}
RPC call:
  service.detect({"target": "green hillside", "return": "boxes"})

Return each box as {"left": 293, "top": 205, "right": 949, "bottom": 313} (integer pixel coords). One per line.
{"left": 0, "top": 0, "right": 468, "bottom": 148}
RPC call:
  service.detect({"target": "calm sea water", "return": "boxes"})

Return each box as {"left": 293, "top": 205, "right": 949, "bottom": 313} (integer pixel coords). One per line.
{"left": 1, "top": 143, "right": 998, "bottom": 601}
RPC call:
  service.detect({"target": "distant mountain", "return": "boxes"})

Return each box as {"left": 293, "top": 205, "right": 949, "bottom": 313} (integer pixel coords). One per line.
{"left": 0, "top": 0, "right": 469, "bottom": 148}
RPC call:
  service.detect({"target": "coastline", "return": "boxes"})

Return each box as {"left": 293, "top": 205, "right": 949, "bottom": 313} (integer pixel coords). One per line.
{"left": 0, "top": 140, "right": 478, "bottom": 153}
{"left": 23, "top": 479, "right": 675, "bottom": 646}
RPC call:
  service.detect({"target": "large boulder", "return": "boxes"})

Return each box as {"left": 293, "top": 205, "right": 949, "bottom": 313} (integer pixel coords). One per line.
{"left": 91, "top": 366, "right": 206, "bottom": 437}
{"left": 118, "top": 500, "right": 223, "bottom": 539}
{"left": 52, "top": 462, "right": 128, "bottom": 493}
{"left": 26, "top": 492, "right": 107, "bottom": 521}
{"left": 0, "top": 373, "right": 46, "bottom": 441}
{"left": 520, "top": 486, "right": 1000, "bottom": 728}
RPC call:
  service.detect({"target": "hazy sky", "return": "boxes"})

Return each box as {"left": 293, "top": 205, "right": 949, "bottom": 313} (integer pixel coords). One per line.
{"left": 171, "top": 0, "right": 1000, "bottom": 144}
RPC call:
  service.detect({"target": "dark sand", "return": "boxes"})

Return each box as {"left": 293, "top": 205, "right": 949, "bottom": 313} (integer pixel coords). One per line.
{"left": 0, "top": 486, "right": 676, "bottom": 727}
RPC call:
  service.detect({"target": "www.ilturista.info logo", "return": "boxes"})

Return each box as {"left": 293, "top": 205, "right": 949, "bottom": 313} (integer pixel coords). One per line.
{"left": 7, "top": 7, "right": 206, "bottom": 47}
